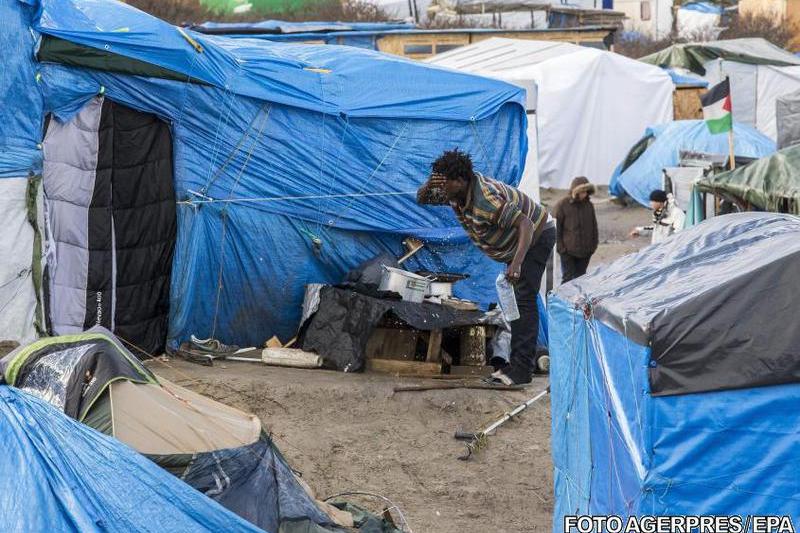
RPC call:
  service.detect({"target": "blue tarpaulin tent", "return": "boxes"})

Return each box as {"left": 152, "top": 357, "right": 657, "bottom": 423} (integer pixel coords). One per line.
{"left": 0, "top": 385, "right": 262, "bottom": 532}
{"left": 2, "top": 0, "right": 541, "bottom": 352}
{"left": 549, "top": 212, "right": 800, "bottom": 526}
{"left": 609, "top": 120, "right": 775, "bottom": 206}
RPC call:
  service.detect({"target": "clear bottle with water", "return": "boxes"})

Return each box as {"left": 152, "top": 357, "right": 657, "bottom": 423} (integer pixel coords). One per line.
{"left": 495, "top": 273, "right": 520, "bottom": 322}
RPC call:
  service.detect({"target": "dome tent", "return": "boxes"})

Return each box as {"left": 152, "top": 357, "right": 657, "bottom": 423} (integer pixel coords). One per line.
{"left": 609, "top": 120, "right": 776, "bottom": 206}
{"left": 1, "top": 328, "right": 384, "bottom": 532}
{"left": 549, "top": 212, "right": 800, "bottom": 522}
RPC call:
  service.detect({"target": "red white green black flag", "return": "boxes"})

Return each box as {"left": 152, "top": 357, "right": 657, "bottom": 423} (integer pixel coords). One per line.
{"left": 700, "top": 78, "right": 732, "bottom": 134}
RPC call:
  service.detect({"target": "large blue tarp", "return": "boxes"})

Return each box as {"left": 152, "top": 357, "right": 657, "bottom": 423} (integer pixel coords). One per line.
{"left": 0, "top": 0, "right": 43, "bottom": 177}
{"left": 33, "top": 0, "right": 523, "bottom": 121}
{"left": 16, "top": 0, "right": 536, "bottom": 347}
{"left": 549, "top": 214, "right": 800, "bottom": 526}
{"left": 0, "top": 385, "right": 262, "bottom": 533}
{"left": 550, "top": 295, "right": 800, "bottom": 524}
{"left": 609, "top": 120, "right": 776, "bottom": 206}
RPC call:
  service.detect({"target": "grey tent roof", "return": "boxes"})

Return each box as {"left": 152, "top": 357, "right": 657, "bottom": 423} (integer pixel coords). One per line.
{"left": 641, "top": 38, "right": 800, "bottom": 75}
{"left": 555, "top": 212, "right": 800, "bottom": 396}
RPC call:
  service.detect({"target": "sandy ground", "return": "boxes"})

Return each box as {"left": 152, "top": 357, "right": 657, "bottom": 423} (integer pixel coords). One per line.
{"left": 151, "top": 189, "right": 651, "bottom": 533}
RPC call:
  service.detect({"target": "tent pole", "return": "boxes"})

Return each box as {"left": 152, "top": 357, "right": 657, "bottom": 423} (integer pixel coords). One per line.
{"left": 727, "top": 76, "right": 735, "bottom": 170}
{"left": 728, "top": 126, "right": 736, "bottom": 170}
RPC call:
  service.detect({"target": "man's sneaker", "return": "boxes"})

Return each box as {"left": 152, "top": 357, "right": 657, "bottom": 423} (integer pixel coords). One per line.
{"left": 482, "top": 370, "right": 516, "bottom": 386}
{"left": 189, "top": 335, "right": 239, "bottom": 355}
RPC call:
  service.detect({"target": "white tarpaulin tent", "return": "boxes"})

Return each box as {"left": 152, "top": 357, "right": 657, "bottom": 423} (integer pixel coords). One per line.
{"left": 428, "top": 38, "right": 674, "bottom": 190}
{"left": 643, "top": 39, "right": 800, "bottom": 141}
{"left": 703, "top": 62, "right": 800, "bottom": 141}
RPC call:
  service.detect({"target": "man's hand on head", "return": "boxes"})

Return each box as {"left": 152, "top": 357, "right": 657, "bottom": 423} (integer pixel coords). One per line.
{"left": 429, "top": 174, "right": 446, "bottom": 189}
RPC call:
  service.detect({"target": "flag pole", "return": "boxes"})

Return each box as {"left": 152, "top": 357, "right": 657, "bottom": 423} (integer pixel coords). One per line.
{"left": 726, "top": 76, "right": 736, "bottom": 170}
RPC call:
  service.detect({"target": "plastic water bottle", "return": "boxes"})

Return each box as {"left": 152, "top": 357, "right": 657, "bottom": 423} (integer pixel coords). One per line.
{"left": 496, "top": 273, "right": 520, "bottom": 322}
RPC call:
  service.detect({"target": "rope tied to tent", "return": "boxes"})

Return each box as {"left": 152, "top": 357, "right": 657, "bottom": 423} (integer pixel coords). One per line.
{"left": 210, "top": 104, "right": 272, "bottom": 339}
{"left": 181, "top": 190, "right": 418, "bottom": 206}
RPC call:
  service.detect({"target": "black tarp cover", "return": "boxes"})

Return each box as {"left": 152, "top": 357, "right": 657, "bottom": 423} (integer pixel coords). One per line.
{"left": 301, "top": 286, "right": 484, "bottom": 371}
{"left": 555, "top": 212, "right": 800, "bottom": 396}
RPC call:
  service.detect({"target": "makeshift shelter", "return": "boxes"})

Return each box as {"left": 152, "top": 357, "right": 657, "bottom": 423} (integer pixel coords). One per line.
{"left": 609, "top": 120, "right": 776, "bottom": 206}
{"left": 549, "top": 212, "right": 800, "bottom": 523}
{"left": 667, "top": 68, "right": 708, "bottom": 120}
{"left": 696, "top": 143, "right": 800, "bottom": 213}
{"left": 428, "top": 38, "right": 674, "bottom": 190}
{"left": 0, "top": 384, "right": 261, "bottom": 532}
{"left": 642, "top": 39, "right": 800, "bottom": 137}
{"left": 0, "top": 328, "right": 359, "bottom": 532}
{"left": 2, "top": 0, "right": 530, "bottom": 353}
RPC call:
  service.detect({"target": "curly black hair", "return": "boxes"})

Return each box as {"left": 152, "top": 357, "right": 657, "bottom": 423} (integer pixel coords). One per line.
{"left": 431, "top": 148, "right": 475, "bottom": 182}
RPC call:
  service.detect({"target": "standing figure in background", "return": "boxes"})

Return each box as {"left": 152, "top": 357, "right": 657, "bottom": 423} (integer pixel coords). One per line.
{"left": 630, "top": 189, "right": 686, "bottom": 244}
{"left": 553, "top": 177, "right": 598, "bottom": 283}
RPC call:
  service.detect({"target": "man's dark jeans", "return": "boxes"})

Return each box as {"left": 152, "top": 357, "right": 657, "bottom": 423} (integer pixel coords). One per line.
{"left": 560, "top": 254, "right": 591, "bottom": 283}
{"left": 505, "top": 226, "right": 556, "bottom": 384}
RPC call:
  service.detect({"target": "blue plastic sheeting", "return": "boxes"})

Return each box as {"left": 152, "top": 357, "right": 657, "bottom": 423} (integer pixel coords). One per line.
{"left": 32, "top": 0, "right": 524, "bottom": 121}
{"left": 549, "top": 294, "right": 800, "bottom": 526}
{"left": 29, "top": 0, "right": 533, "bottom": 346}
{"left": 183, "top": 439, "right": 333, "bottom": 532}
{"left": 0, "top": 385, "right": 262, "bottom": 533}
{"left": 680, "top": 1, "right": 724, "bottom": 14}
{"left": 194, "top": 20, "right": 415, "bottom": 33}
{"left": 609, "top": 120, "right": 775, "bottom": 205}
{"left": 666, "top": 68, "right": 708, "bottom": 87}
{"left": 0, "top": 0, "right": 43, "bottom": 177}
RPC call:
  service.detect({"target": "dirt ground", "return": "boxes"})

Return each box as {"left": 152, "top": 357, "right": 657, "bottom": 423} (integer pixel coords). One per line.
{"left": 151, "top": 188, "right": 651, "bottom": 533}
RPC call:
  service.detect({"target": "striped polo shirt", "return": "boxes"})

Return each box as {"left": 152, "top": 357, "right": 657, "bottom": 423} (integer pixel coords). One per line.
{"left": 452, "top": 173, "right": 549, "bottom": 263}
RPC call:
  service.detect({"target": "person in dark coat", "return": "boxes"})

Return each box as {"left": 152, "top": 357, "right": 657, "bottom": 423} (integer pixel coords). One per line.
{"left": 553, "top": 177, "right": 598, "bottom": 283}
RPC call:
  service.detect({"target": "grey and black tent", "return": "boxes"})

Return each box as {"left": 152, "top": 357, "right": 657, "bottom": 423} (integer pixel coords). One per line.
{"left": 1, "top": 328, "right": 393, "bottom": 533}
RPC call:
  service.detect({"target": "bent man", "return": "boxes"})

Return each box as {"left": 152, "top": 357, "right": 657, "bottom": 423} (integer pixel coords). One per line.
{"left": 417, "top": 149, "right": 555, "bottom": 385}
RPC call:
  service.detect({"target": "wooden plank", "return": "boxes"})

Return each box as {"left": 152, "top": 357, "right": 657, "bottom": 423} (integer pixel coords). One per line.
{"left": 450, "top": 365, "right": 493, "bottom": 377}
{"left": 366, "top": 328, "right": 418, "bottom": 360}
{"left": 366, "top": 358, "right": 442, "bottom": 376}
{"left": 426, "top": 329, "right": 443, "bottom": 363}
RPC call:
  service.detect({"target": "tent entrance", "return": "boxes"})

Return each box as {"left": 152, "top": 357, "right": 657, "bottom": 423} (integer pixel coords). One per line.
{"left": 42, "top": 97, "right": 176, "bottom": 354}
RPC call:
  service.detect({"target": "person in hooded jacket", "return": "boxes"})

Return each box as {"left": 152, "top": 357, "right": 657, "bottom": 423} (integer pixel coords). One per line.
{"left": 553, "top": 177, "right": 598, "bottom": 283}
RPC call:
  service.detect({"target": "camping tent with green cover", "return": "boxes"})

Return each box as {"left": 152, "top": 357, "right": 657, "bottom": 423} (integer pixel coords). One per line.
{"left": 696, "top": 144, "right": 800, "bottom": 214}
{"left": 0, "top": 328, "right": 399, "bottom": 533}
{"left": 640, "top": 38, "right": 800, "bottom": 75}
{"left": 641, "top": 39, "right": 800, "bottom": 138}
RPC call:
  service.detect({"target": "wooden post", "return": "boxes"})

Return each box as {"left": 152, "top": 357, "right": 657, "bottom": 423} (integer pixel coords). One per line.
{"left": 728, "top": 126, "right": 736, "bottom": 171}
{"left": 726, "top": 76, "right": 735, "bottom": 171}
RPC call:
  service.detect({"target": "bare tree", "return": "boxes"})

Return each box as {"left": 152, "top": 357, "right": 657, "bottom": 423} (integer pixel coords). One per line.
{"left": 615, "top": 11, "right": 800, "bottom": 59}
{"left": 614, "top": 34, "right": 676, "bottom": 58}
{"left": 720, "top": 12, "right": 800, "bottom": 50}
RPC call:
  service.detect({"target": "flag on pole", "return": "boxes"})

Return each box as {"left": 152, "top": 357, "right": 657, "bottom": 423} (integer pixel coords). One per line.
{"left": 700, "top": 78, "right": 732, "bottom": 134}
